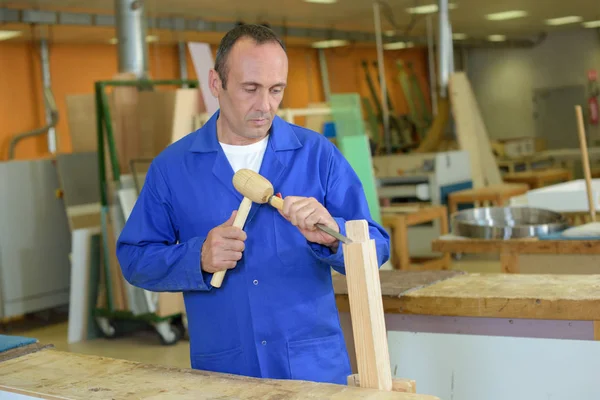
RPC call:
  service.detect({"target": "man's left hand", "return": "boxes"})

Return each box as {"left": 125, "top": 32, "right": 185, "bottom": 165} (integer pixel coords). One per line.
{"left": 279, "top": 196, "right": 339, "bottom": 251}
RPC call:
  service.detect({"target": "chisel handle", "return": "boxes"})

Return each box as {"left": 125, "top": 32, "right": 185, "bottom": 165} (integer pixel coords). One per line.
{"left": 210, "top": 196, "right": 252, "bottom": 288}
{"left": 268, "top": 195, "right": 284, "bottom": 210}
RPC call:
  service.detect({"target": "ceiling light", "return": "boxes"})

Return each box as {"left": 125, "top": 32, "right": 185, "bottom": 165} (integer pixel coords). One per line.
{"left": 311, "top": 39, "right": 348, "bottom": 49}
{"left": 488, "top": 34, "right": 506, "bottom": 42}
{"left": 383, "top": 41, "right": 407, "bottom": 50}
{"left": 304, "top": 0, "right": 337, "bottom": 3}
{"left": 384, "top": 30, "right": 395, "bottom": 37}
{"left": 485, "top": 10, "right": 527, "bottom": 21}
{"left": 0, "top": 30, "right": 22, "bottom": 41}
{"left": 545, "top": 16, "right": 583, "bottom": 26}
{"left": 583, "top": 20, "right": 600, "bottom": 28}
{"left": 452, "top": 33, "right": 467, "bottom": 40}
{"left": 406, "top": 3, "right": 456, "bottom": 14}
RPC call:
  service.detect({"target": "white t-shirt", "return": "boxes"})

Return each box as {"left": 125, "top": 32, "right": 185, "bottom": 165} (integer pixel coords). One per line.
{"left": 220, "top": 135, "right": 269, "bottom": 173}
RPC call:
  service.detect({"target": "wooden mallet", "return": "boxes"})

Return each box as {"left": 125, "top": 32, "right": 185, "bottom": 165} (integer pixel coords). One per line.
{"left": 210, "top": 170, "right": 284, "bottom": 288}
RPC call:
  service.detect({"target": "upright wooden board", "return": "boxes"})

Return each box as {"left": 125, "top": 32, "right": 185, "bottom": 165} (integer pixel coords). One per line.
{"left": 65, "top": 94, "right": 98, "bottom": 153}
{"left": 171, "top": 89, "right": 202, "bottom": 143}
{"left": 448, "top": 72, "right": 502, "bottom": 188}
{"left": 343, "top": 220, "right": 393, "bottom": 391}
{"left": 0, "top": 349, "right": 439, "bottom": 400}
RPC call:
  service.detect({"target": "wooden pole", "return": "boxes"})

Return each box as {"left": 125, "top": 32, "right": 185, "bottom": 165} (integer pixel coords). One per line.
{"left": 575, "top": 105, "right": 596, "bottom": 222}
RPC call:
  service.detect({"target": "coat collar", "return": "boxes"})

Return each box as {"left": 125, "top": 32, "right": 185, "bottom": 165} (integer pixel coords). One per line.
{"left": 188, "top": 110, "right": 302, "bottom": 216}
{"left": 188, "top": 110, "right": 302, "bottom": 153}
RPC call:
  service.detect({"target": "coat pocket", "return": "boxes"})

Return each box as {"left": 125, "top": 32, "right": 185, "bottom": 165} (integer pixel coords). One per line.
{"left": 287, "top": 333, "right": 350, "bottom": 384}
{"left": 191, "top": 346, "right": 245, "bottom": 376}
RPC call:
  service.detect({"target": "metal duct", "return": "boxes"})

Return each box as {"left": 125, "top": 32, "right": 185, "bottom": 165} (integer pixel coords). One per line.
{"left": 114, "top": 0, "right": 148, "bottom": 77}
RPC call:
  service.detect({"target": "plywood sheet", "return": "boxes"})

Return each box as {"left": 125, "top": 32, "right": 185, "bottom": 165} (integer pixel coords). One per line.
{"left": 398, "top": 273, "right": 600, "bottom": 320}
{"left": 65, "top": 94, "right": 97, "bottom": 153}
{"left": 0, "top": 349, "right": 439, "bottom": 400}
{"left": 333, "top": 270, "right": 464, "bottom": 298}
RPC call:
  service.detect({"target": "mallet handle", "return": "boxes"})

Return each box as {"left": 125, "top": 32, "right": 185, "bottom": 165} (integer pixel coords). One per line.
{"left": 210, "top": 196, "right": 253, "bottom": 288}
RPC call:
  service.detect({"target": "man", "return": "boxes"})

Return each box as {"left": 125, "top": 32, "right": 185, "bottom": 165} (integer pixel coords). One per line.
{"left": 116, "top": 24, "right": 390, "bottom": 385}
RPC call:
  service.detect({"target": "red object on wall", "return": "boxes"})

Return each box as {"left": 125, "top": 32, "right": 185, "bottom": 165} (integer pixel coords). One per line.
{"left": 589, "top": 96, "right": 599, "bottom": 125}
{"left": 588, "top": 69, "right": 599, "bottom": 126}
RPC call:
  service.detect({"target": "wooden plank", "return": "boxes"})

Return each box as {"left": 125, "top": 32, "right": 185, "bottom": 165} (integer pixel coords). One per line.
{"left": 343, "top": 220, "right": 392, "bottom": 391}
{"left": 449, "top": 72, "right": 502, "bottom": 187}
{"left": 394, "top": 273, "right": 600, "bottom": 320}
{"left": 432, "top": 236, "right": 600, "bottom": 254}
{"left": 0, "top": 349, "right": 439, "bottom": 400}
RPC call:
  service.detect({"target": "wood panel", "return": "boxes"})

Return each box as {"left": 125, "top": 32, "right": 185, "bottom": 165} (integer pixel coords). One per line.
{"left": 0, "top": 349, "right": 439, "bottom": 400}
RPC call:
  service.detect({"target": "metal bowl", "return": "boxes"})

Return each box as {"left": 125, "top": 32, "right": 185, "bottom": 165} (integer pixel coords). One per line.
{"left": 451, "top": 207, "right": 569, "bottom": 239}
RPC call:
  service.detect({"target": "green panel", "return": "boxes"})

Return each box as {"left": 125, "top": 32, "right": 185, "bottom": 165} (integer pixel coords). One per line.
{"left": 330, "top": 93, "right": 366, "bottom": 138}
{"left": 330, "top": 93, "right": 381, "bottom": 225}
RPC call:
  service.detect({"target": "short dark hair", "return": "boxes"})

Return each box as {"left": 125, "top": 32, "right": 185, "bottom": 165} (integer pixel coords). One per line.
{"left": 214, "top": 24, "right": 286, "bottom": 89}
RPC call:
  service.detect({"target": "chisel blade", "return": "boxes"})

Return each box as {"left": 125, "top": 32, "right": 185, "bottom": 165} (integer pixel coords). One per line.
{"left": 316, "top": 223, "right": 353, "bottom": 244}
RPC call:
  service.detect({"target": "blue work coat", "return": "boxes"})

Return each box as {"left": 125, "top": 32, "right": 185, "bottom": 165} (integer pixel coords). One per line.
{"left": 116, "top": 110, "right": 390, "bottom": 385}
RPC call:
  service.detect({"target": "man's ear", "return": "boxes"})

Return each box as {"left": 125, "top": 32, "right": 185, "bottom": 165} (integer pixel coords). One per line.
{"left": 208, "top": 69, "right": 222, "bottom": 98}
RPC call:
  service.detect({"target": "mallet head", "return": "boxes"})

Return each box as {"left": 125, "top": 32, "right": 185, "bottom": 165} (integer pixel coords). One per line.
{"left": 232, "top": 169, "right": 274, "bottom": 204}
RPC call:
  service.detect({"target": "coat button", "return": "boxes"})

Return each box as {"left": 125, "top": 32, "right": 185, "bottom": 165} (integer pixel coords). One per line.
{"left": 253, "top": 279, "right": 258, "bottom": 285}
{"left": 262, "top": 340, "right": 267, "bottom": 345}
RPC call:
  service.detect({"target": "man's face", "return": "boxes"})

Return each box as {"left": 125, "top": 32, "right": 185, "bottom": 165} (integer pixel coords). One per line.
{"left": 209, "top": 38, "right": 288, "bottom": 144}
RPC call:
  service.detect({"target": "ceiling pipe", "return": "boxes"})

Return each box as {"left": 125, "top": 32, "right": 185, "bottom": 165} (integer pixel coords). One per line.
{"left": 0, "top": 6, "right": 548, "bottom": 49}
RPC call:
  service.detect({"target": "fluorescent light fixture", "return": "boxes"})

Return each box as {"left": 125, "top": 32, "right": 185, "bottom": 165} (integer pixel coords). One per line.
{"left": 488, "top": 34, "right": 506, "bottom": 42}
{"left": 304, "top": 0, "right": 337, "bottom": 3}
{"left": 383, "top": 41, "right": 407, "bottom": 50}
{"left": 452, "top": 33, "right": 467, "bottom": 40}
{"left": 311, "top": 39, "right": 348, "bottom": 49}
{"left": 0, "top": 30, "right": 22, "bottom": 41}
{"left": 545, "top": 16, "right": 583, "bottom": 26}
{"left": 485, "top": 10, "right": 527, "bottom": 21}
{"left": 583, "top": 20, "right": 600, "bottom": 28}
{"left": 407, "top": 3, "right": 456, "bottom": 14}
{"left": 109, "top": 35, "right": 158, "bottom": 44}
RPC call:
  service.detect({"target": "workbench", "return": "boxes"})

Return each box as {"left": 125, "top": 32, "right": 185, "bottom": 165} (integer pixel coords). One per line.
{"left": 334, "top": 270, "right": 600, "bottom": 400}
{"left": 431, "top": 234, "right": 600, "bottom": 274}
{"left": 0, "top": 338, "right": 437, "bottom": 399}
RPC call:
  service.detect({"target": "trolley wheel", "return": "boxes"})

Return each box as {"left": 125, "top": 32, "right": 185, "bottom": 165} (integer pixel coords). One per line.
{"left": 96, "top": 316, "right": 118, "bottom": 339}
{"left": 155, "top": 320, "right": 183, "bottom": 346}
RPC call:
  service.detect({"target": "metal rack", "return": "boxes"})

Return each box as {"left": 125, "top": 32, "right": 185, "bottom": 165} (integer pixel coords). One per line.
{"left": 93, "top": 78, "right": 199, "bottom": 345}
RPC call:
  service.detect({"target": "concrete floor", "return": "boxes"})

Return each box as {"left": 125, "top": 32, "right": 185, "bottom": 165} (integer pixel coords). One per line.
{"left": 7, "top": 255, "right": 500, "bottom": 370}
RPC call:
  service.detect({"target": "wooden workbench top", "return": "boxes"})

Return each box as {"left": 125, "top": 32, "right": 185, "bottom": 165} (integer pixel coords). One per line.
{"left": 431, "top": 234, "right": 600, "bottom": 254}
{"left": 335, "top": 271, "right": 600, "bottom": 321}
{"left": 0, "top": 348, "right": 438, "bottom": 400}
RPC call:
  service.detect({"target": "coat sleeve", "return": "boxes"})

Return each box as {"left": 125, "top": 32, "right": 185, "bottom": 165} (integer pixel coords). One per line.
{"left": 116, "top": 162, "right": 211, "bottom": 292}
{"left": 307, "top": 144, "right": 390, "bottom": 274}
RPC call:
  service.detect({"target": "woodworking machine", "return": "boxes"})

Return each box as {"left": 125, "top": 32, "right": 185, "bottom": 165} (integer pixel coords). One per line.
{"left": 373, "top": 151, "right": 473, "bottom": 206}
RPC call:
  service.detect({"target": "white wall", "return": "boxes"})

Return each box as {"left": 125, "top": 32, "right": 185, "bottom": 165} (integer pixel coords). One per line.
{"left": 466, "top": 28, "right": 600, "bottom": 142}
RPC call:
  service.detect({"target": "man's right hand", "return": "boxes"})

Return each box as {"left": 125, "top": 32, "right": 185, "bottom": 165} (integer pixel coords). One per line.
{"left": 201, "top": 210, "right": 247, "bottom": 274}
